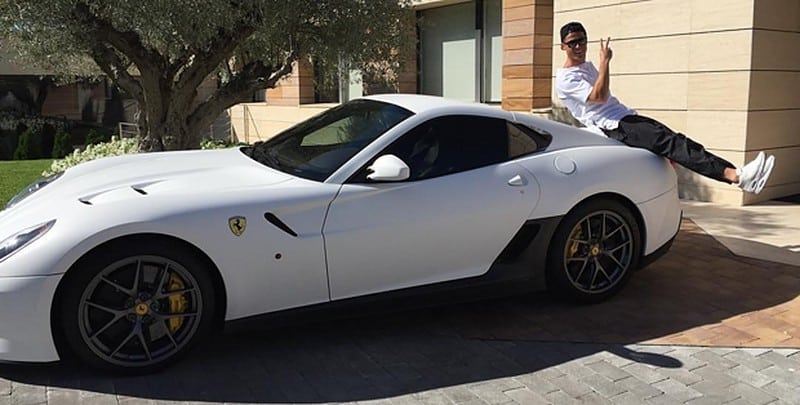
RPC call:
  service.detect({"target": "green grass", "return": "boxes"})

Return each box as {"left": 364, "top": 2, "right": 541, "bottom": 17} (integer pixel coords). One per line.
{"left": 0, "top": 160, "right": 53, "bottom": 207}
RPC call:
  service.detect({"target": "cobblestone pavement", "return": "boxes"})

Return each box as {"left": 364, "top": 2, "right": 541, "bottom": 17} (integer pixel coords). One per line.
{"left": 2, "top": 307, "right": 799, "bottom": 404}
{"left": 1, "top": 219, "right": 798, "bottom": 404}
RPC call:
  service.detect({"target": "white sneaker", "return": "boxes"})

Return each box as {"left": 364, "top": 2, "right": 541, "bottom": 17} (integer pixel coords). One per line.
{"left": 737, "top": 151, "right": 765, "bottom": 192}
{"left": 752, "top": 154, "right": 775, "bottom": 194}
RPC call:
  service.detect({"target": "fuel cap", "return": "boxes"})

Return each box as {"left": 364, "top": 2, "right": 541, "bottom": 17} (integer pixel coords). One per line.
{"left": 554, "top": 156, "right": 577, "bottom": 174}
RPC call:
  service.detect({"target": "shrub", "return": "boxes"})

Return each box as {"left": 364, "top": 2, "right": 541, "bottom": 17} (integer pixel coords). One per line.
{"left": 44, "top": 136, "right": 138, "bottom": 176}
{"left": 13, "top": 130, "right": 31, "bottom": 160}
{"left": 39, "top": 123, "right": 56, "bottom": 158}
{"left": 85, "top": 129, "right": 110, "bottom": 145}
{"left": 0, "top": 130, "right": 16, "bottom": 160}
{"left": 52, "top": 129, "right": 73, "bottom": 159}
{"left": 200, "top": 138, "right": 247, "bottom": 149}
{"left": 13, "top": 127, "right": 45, "bottom": 160}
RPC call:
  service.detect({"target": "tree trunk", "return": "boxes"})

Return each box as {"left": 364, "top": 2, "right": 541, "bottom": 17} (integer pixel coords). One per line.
{"left": 139, "top": 114, "right": 199, "bottom": 152}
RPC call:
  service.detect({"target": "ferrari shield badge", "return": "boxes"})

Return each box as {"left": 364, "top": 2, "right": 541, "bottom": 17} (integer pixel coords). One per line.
{"left": 228, "top": 216, "right": 247, "bottom": 237}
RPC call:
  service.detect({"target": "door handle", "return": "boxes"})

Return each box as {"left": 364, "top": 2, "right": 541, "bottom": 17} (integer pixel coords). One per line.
{"left": 507, "top": 174, "right": 527, "bottom": 186}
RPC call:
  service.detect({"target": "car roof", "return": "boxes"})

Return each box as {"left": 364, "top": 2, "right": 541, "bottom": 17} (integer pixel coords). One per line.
{"left": 364, "top": 93, "right": 503, "bottom": 115}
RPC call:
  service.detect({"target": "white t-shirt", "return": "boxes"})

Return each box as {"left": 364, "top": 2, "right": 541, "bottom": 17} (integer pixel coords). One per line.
{"left": 555, "top": 61, "right": 636, "bottom": 131}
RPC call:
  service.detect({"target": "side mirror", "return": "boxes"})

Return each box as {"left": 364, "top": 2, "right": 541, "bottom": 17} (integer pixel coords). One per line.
{"left": 367, "top": 154, "right": 410, "bottom": 181}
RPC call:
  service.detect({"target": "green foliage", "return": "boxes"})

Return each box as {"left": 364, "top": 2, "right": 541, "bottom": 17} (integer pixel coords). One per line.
{"left": 13, "top": 128, "right": 46, "bottom": 160}
{"left": 0, "top": 160, "right": 53, "bottom": 207}
{"left": 200, "top": 138, "right": 247, "bottom": 150}
{"left": 0, "top": 130, "right": 16, "bottom": 160}
{"left": 0, "top": 111, "right": 73, "bottom": 160}
{"left": 52, "top": 129, "right": 73, "bottom": 158}
{"left": 44, "top": 137, "right": 138, "bottom": 176}
{"left": 85, "top": 128, "right": 110, "bottom": 145}
{"left": 13, "top": 130, "right": 31, "bottom": 160}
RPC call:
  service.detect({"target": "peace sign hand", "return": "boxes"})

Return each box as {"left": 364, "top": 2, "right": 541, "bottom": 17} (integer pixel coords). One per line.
{"left": 599, "top": 37, "right": 613, "bottom": 64}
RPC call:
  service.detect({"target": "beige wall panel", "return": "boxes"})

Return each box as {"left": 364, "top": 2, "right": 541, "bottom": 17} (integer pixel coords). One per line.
{"left": 608, "top": 36, "right": 690, "bottom": 75}
{"left": 505, "top": 48, "right": 534, "bottom": 66}
{"left": 612, "top": 73, "right": 689, "bottom": 110}
{"left": 753, "top": 0, "right": 800, "bottom": 31}
{"left": 504, "top": 0, "right": 538, "bottom": 8}
{"left": 554, "top": 7, "right": 620, "bottom": 39}
{"left": 505, "top": 5, "right": 535, "bottom": 21}
{"left": 548, "top": 38, "right": 691, "bottom": 89}
{"left": 687, "top": 71, "right": 750, "bottom": 110}
{"left": 229, "top": 103, "right": 334, "bottom": 143}
{"left": 503, "top": 78, "right": 534, "bottom": 97}
{"left": 746, "top": 110, "right": 800, "bottom": 150}
{"left": 617, "top": 0, "right": 691, "bottom": 37}
{"left": 676, "top": 167, "right": 744, "bottom": 205}
{"left": 744, "top": 182, "right": 800, "bottom": 205}
{"left": 690, "top": 0, "right": 754, "bottom": 32}
{"left": 748, "top": 72, "right": 800, "bottom": 110}
{"left": 555, "top": 0, "right": 621, "bottom": 12}
{"left": 505, "top": 35, "right": 535, "bottom": 50}
{"left": 504, "top": 19, "right": 535, "bottom": 36}
{"left": 689, "top": 30, "right": 753, "bottom": 72}
{"left": 552, "top": 36, "right": 690, "bottom": 76}
{"left": 752, "top": 31, "right": 800, "bottom": 71}
{"left": 684, "top": 110, "right": 749, "bottom": 151}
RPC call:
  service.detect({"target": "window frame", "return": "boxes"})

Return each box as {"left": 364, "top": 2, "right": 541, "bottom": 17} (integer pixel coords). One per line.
{"left": 347, "top": 114, "right": 552, "bottom": 184}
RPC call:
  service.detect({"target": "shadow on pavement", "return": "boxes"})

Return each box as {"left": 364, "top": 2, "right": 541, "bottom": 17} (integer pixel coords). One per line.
{"left": 0, "top": 219, "right": 798, "bottom": 403}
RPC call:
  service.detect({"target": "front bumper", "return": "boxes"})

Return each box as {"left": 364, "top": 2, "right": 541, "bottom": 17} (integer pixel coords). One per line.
{"left": 0, "top": 275, "right": 62, "bottom": 362}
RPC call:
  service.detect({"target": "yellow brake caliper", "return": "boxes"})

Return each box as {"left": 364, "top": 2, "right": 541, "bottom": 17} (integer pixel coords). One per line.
{"left": 167, "top": 273, "right": 188, "bottom": 333}
{"left": 568, "top": 226, "right": 583, "bottom": 258}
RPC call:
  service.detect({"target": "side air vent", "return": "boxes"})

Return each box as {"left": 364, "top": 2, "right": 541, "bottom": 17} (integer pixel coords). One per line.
{"left": 132, "top": 187, "right": 148, "bottom": 195}
{"left": 79, "top": 199, "right": 93, "bottom": 205}
{"left": 264, "top": 212, "right": 298, "bottom": 237}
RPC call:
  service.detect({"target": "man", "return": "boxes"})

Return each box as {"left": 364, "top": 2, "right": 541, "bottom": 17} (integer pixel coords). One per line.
{"left": 555, "top": 22, "right": 775, "bottom": 194}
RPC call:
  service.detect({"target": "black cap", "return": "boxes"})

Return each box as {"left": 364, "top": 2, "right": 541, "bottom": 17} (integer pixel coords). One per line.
{"left": 560, "top": 22, "right": 586, "bottom": 43}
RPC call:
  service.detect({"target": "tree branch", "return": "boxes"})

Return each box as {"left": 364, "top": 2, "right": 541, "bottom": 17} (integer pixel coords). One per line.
{"left": 187, "top": 56, "right": 296, "bottom": 133}
{"left": 86, "top": 43, "right": 144, "bottom": 104}
{"left": 173, "top": 22, "right": 260, "bottom": 96}
{"left": 72, "top": 2, "right": 167, "bottom": 73}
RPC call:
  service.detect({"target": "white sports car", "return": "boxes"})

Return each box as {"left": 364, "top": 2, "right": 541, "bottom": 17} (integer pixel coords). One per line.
{"left": 0, "top": 94, "right": 681, "bottom": 372}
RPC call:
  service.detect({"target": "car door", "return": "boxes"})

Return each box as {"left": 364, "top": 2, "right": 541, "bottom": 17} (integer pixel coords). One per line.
{"left": 323, "top": 115, "right": 542, "bottom": 300}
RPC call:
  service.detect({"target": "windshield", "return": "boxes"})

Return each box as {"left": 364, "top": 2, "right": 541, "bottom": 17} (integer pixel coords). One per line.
{"left": 242, "top": 99, "right": 413, "bottom": 181}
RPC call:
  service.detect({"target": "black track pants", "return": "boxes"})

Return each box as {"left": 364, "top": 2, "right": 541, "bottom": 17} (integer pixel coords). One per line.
{"left": 602, "top": 115, "right": 735, "bottom": 184}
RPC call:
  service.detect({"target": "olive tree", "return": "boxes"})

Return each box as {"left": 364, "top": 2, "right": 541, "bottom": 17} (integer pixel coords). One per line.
{"left": 0, "top": 0, "right": 412, "bottom": 151}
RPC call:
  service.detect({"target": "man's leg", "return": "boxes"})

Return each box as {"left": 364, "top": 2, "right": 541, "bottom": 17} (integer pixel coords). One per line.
{"left": 607, "top": 115, "right": 735, "bottom": 183}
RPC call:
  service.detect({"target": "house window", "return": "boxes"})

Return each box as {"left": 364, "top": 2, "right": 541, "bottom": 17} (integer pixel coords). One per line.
{"left": 418, "top": 0, "right": 502, "bottom": 103}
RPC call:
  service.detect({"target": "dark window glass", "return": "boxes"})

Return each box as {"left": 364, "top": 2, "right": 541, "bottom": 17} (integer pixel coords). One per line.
{"left": 389, "top": 115, "right": 506, "bottom": 180}
{"left": 507, "top": 122, "right": 551, "bottom": 158}
{"left": 353, "top": 115, "right": 553, "bottom": 183}
{"left": 241, "top": 99, "right": 413, "bottom": 181}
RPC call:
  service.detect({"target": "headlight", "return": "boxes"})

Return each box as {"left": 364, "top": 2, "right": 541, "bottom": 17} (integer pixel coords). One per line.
{"left": 0, "top": 220, "right": 56, "bottom": 263}
{"left": 5, "top": 172, "right": 63, "bottom": 210}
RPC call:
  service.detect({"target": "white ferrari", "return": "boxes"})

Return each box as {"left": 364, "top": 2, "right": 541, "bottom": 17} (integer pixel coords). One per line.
{"left": 0, "top": 94, "right": 681, "bottom": 372}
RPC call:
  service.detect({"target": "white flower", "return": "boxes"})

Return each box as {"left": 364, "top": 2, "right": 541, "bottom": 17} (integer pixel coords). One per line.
{"left": 43, "top": 137, "right": 139, "bottom": 176}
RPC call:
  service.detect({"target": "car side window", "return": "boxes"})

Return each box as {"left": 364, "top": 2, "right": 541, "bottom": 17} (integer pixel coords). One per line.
{"left": 349, "top": 115, "right": 550, "bottom": 183}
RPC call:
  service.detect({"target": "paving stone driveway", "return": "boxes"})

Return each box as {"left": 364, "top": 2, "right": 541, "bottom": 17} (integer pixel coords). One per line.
{"left": 1, "top": 219, "right": 798, "bottom": 404}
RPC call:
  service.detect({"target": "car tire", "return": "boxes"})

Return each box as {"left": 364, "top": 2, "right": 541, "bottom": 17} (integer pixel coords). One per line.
{"left": 58, "top": 239, "right": 216, "bottom": 373}
{"left": 547, "top": 199, "right": 642, "bottom": 304}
